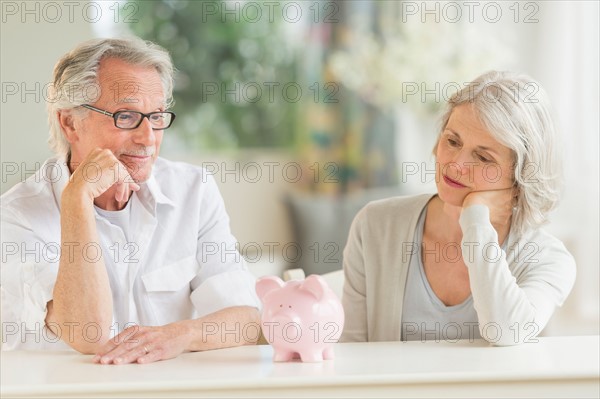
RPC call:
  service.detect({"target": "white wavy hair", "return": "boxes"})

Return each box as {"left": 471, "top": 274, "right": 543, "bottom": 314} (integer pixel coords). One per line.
{"left": 47, "top": 37, "right": 174, "bottom": 156}
{"left": 436, "top": 71, "right": 563, "bottom": 234}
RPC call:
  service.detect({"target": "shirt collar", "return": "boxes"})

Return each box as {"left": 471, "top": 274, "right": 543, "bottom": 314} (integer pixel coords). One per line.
{"left": 142, "top": 172, "right": 176, "bottom": 208}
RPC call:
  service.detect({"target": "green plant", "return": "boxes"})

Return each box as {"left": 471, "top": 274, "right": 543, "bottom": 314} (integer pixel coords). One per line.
{"left": 128, "top": 0, "right": 298, "bottom": 149}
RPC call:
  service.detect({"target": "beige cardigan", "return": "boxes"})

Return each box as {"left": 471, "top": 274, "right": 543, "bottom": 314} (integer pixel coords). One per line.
{"left": 340, "top": 194, "right": 576, "bottom": 345}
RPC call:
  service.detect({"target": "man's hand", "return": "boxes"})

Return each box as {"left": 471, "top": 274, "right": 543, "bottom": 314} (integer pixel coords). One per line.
{"left": 92, "top": 323, "right": 191, "bottom": 365}
{"left": 462, "top": 187, "right": 516, "bottom": 227}
{"left": 91, "top": 307, "right": 261, "bottom": 364}
{"left": 66, "top": 148, "right": 140, "bottom": 204}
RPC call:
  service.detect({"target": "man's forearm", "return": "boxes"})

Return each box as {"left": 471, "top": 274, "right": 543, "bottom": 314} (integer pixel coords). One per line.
{"left": 49, "top": 189, "right": 113, "bottom": 353}
{"left": 175, "top": 306, "right": 261, "bottom": 352}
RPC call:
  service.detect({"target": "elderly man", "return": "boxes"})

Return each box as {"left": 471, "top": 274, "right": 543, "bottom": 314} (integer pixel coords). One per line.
{"left": 1, "top": 37, "right": 261, "bottom": 364}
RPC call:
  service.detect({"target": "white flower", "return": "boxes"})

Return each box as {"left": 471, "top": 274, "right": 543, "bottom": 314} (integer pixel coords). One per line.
{"left": 328, "top": 16, "right": 515, "bottom": 115}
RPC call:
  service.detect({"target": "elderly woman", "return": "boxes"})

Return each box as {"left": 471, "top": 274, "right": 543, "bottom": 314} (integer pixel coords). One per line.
{"left": 341, "top": 71, "right": 576, "bottom": 346}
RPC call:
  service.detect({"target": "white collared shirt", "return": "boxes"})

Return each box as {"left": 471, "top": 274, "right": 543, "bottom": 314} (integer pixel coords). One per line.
{"left": 1, "top": 157, "right": 260, "bottom": 350}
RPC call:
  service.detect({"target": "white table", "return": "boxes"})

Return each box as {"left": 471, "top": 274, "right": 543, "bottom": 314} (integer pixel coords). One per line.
{"left": 2, "top": 336, "right": 598, "bottom": 398}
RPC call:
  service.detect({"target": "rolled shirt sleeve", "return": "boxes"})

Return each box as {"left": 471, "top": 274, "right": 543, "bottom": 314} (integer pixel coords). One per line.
{"left": 190, "top": 270, "right": 260, "bottom": 317}
{"left": 1, "top": 207, "right": 68, "bottom": 350}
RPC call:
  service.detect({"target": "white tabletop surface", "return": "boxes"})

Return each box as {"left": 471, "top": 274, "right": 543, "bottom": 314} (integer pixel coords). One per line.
{"left": 2, "top": 335, "right": 599, "bottom": 398}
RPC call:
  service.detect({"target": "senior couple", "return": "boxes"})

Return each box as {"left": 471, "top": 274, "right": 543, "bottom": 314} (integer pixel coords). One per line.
{"left": 1, "top": 38, "right": 575, "bottom": 363}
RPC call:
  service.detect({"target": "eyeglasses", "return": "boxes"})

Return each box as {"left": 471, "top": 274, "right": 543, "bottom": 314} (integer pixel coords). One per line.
{"left": 81, "top": 104, "right": 176, "bottom": 130}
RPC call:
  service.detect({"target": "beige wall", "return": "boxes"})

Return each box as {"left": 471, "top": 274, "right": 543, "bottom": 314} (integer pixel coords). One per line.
{"left": 1, "top": 4, "right": 94, "bottom": 193}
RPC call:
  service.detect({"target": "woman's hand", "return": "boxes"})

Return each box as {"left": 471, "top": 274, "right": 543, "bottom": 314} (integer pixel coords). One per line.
{"left": 462, "top": 187, "right": 516, "bottom": 228}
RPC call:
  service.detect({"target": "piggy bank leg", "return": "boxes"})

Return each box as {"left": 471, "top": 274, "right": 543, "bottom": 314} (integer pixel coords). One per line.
{"left": 299, "top": 350, "right": 324, "bottom": 363}
{"left": 273, "top": 349, "right": 295, "bottom": 362}
{"left": 323, "top": 346, "right": 335, "bottom": 360}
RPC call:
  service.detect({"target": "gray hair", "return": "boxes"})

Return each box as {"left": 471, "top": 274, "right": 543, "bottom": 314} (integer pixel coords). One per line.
{"left": 436, "top": 71, "right": 562, "bottom": 234}
{"left": 47, "top": 37, "right": 174, "bottom": 156}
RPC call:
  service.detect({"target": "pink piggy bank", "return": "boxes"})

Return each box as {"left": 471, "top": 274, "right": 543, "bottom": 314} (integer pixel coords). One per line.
{"left": 256, "top": 274, "right": 344, "bottom": 362}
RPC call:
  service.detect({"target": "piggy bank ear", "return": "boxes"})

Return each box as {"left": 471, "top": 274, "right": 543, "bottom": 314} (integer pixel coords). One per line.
{"left": 256, "top": 276, "right": 284, "bottom": 301}
{"left": 300, "top": 274, "right": 328, "bottom": 301}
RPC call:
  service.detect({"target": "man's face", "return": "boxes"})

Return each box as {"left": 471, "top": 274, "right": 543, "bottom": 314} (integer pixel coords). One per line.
{"left": 69, "top": 57, "right": 165, "bottom": 183}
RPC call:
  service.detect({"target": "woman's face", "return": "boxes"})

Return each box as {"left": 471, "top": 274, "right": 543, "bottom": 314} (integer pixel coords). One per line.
{"left": 435, "top": 104, "right": 515, "bottom": 207}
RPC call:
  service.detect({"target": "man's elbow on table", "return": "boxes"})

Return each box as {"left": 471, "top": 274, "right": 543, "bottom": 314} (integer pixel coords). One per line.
{"left": 45, "top": 300, "right": 112, "bottom": 354}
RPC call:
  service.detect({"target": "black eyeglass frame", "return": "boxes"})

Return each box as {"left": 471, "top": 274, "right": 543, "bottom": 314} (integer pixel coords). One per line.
{"left": 81, "top": 104, "right": 176, "bottom": 130}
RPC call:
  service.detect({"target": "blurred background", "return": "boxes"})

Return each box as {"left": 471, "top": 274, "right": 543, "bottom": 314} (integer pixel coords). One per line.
{"left": 1, "top": 0, "right": 598, "bottom": 336}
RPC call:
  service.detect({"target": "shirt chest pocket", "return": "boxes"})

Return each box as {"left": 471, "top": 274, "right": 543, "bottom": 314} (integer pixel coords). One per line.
{"left": 141, "top": 256, "right": 199, "bottom": 324}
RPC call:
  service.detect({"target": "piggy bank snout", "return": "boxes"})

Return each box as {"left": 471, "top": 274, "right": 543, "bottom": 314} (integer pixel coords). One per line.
{"left": 269, "top": 313, "right": 299, "bottom": 326}
{"left": 264, "top": 304, "right": 302, "bottom": 324}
